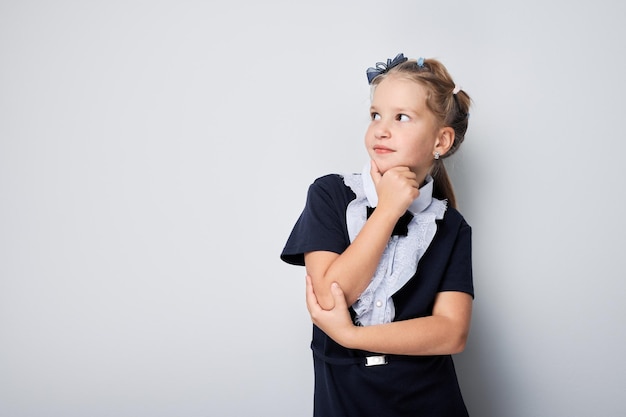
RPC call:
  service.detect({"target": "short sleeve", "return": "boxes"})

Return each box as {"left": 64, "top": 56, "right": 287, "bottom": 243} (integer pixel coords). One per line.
{"left": 438, "top": 217, "right": 474, "bottom": 298}
{"left": 280, "top": 175, "right": 355, "bottom": 266}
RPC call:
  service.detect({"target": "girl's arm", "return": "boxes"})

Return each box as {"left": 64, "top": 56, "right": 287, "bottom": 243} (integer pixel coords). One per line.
{"left": 306, "top": 275, "right": 473, "bottom": 355}
{"left": 306, "top": 162, "right": 419, "bottom": 310}
{"left": 304, "top": 207, "right": 396, "bottom": 309}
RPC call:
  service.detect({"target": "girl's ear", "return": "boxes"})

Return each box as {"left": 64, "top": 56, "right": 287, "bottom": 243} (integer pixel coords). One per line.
{"left": 434, "top": 127, "right": 455, "bottom": 157}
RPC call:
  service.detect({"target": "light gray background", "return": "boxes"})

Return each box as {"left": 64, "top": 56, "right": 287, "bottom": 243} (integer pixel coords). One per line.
{"left": 1, "top": 1, "right": 625, "bottom": 416}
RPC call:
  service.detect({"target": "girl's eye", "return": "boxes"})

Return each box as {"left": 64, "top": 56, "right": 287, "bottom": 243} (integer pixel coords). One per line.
{"left": 397, "top": 114, "right": 410, "bottom": 122}
{"left": 371, "top": 113, "right": 381, "bottom": 121}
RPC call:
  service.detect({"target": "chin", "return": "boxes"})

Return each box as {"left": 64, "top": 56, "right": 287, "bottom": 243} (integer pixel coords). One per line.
{"left": 372, "top": 160, "right": 396, "bottom": 174}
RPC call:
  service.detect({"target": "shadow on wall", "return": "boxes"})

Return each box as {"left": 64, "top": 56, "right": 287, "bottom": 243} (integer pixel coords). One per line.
{"left": 455, "top": 302, "right": 514, "bottom": 417}
{"left": 446, "top": 142, "right": 516, "bottom": 417}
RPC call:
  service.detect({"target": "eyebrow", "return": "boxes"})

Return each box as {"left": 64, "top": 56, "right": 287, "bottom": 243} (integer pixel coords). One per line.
{"left": 370, "top": 105, "right": 417, "bottom": 114}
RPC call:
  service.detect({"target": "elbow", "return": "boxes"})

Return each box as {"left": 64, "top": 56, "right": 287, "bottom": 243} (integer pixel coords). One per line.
{"left": 310, "top": 276, "right": 336, "bottom": 311}
{"left": 450, "top": 340, "right": 467, "bottom": 355}
{"left": 440, "top": 318, "right": 470, "bottom": 355}
{"left": 317, "top": 294, "right": 336, "bottom": 311}
{"left": 449, "top": 331, "right": 469, "bottom": 355}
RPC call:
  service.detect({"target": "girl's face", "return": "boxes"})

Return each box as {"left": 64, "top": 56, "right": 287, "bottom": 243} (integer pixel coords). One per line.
{"left": 365, "top": 75, "right": 447, "bottom": 181}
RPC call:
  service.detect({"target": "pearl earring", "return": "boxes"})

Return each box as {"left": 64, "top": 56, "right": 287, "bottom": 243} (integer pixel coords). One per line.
{"left": 434, "top": 152, "right": 440, "bottom": 160}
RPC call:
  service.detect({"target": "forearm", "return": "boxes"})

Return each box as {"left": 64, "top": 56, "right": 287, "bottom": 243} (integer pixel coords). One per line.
{"left": 305, "top": 208, "right": 398, "bottom": 309}
{"left": 345, "top": 315, "right": 468, "bottom": 356}
{"left": 340, "top": 292, "right": 472, "bottom": 356}
{"left": 306, "top": 278, "right": 473, "bottom": 356}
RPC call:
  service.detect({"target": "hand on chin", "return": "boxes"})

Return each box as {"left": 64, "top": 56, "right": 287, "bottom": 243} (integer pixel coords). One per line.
{"left": 371, "top": 158, "right": 402, "bottom": 175}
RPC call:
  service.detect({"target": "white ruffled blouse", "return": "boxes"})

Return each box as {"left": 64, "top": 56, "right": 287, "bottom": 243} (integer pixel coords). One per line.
{"left": 342, "top": 163, "right": 447, "bottom": 326}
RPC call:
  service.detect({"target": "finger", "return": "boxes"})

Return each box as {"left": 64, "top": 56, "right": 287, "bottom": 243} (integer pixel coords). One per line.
{"left": 330, "top": 282, "right": 348, "bottom": 309}
{"left": 370, "top": 160, "right": 382, "bottom": 185}
{"left": 395, "top": 167, "right": 416, "bottom": 179}
{"left": 395, "top": 168, "right": 418, "bottom": 187}
{"left": 305, "top": 275, "right": 319, "bottom": 315}
{"left": 306, "top": 274, "right": 317, "bottom": 312}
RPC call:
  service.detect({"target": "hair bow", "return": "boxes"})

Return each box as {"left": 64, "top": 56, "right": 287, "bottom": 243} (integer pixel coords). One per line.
{"left": 366, "top": 53, "right": 408, "bottom": 84}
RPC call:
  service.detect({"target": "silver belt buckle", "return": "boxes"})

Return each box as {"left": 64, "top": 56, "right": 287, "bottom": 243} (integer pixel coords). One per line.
{"left": 365, "top": 355, "right": 387, "bottom": 367}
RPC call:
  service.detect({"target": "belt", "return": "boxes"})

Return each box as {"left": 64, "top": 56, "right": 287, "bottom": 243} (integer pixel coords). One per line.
{"left": 365, "top": 355, "right": 388, "bottom": 367}
{"left": 312, "top": 349, "right": 388, "bottom": 366}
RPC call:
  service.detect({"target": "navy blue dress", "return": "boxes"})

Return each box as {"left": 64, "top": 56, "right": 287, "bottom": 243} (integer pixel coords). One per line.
{"left": 281, "top": 174, "right": 474, "bottom": 417}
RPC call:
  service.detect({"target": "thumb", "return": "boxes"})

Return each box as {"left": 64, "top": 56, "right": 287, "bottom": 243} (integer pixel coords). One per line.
{"left": 370, "top": 160, "right": 382, "bottom": 185}
{"left": 330, "top": 282, "right": 348, "bottom": 309}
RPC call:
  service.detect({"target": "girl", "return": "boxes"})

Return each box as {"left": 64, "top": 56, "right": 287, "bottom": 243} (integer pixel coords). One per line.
{"left": 281, "top": 53, "right": 473, "bottom": 417}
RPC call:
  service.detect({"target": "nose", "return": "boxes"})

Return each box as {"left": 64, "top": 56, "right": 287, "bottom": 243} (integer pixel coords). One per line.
{"left": 374, "top": 119, "right": 391, "bottom": 139}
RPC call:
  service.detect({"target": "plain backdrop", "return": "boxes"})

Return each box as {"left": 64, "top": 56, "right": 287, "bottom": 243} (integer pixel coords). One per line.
{"left": 1, "top": 1, "right": 625, "bottom": 416}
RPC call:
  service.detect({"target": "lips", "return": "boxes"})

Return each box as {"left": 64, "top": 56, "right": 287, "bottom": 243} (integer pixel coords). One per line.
{"left": 373, "top": 145, "right": 394, "bottom": 154}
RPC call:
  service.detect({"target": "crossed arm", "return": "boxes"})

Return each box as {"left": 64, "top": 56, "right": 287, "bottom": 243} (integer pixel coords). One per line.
{"left": 305, "top": 275, "right": 472, "bottom": 356}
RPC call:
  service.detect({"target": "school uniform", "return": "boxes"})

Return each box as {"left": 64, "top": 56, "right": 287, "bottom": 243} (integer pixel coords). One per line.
{"left": 281, "top": 169, "right": 474, "bottom": 417}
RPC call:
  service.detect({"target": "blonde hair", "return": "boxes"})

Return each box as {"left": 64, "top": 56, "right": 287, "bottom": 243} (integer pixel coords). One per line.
{"left": 370, "top": 58, "right": 471, "bottom": 209}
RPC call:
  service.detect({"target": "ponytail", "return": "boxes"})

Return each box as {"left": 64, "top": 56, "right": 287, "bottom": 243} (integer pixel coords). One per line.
{"left": 431, "top": 159, "right": 457, "bottom": 209}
